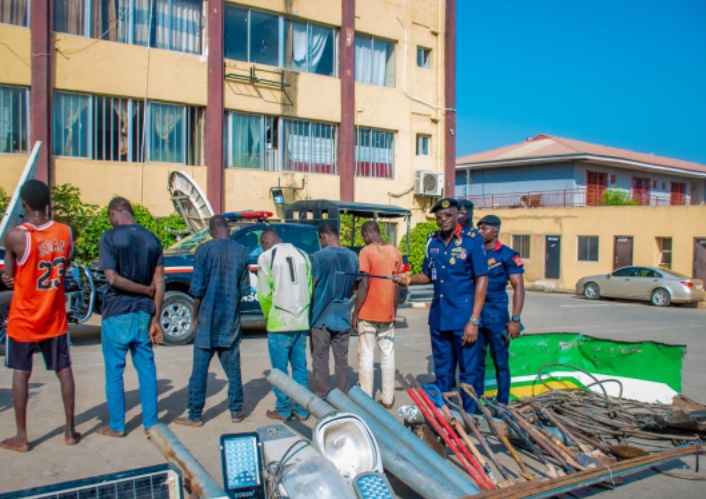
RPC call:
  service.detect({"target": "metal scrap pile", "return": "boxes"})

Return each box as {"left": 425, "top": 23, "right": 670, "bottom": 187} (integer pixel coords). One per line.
{"left": 396, "top": 368, "right": 706, "bottom": 499}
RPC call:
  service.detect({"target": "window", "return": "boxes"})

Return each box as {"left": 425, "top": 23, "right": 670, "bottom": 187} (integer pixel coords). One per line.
{"left": 355, "top": 34, "right": 396, "bottom": 87}
{"left": 577, "top": 236, "right": 599, "bottom": 262}
{"left": 612, "top": 267, "right": 634, "bottom": 277}
{"left": 670, "top": 182, "right": 686, "bottom": 206}
{"left": 416, "top": 134, "right": 430, "bottom": 156}
{"left": 632, "top": 177, "right": 650, "bottom": 205}
{"left": 511, "top": 235, "right": 530, "bottom": 259}
{"left": 283, "top": 119, "right": 338, "bottom": 174}
{"left": 224, "top": 5, "right": 336, "bottom": 77}
{"left": 657, "top": 237, "right": 672, "bottom": 268}
{"left": 417, "top": 46, "right": 431, "bottom": 69}
{"left": 0, "top": 85, "right": 29, "bottom": 154}
{"left": 355, "top": 127, "right": 394, "bottom": 179}
{"left": 225, "top": 113, "right": 336, "bottom": 173}
{"left": 0, "top": 0, "right": 29, "bottom": 26}
{"left": 53, "top": 0, "right": 203, "bottom": 55}
{"left": 53, "top": 93, "right": 91, "bottom": 158}
{"left": 53, "top": 91, "right": 202, "bottom": 164}
{"left": 148, "top": 102, "right": 203, "bottom": 165}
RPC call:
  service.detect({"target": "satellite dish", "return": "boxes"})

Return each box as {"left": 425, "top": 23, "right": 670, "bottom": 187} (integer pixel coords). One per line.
{"left": 167, "top": 171, "right": 214, "bottom": 234}
{"left": 0, "top": 142, "right": 42, "bottom": 242}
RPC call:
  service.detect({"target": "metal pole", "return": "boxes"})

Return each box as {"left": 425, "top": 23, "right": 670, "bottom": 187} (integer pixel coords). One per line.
{"left": 147, "top": 423, "right": 226, "bottom": 499}
{"left": 267, "top": 369, "right": 336, "bottom": 419}
{"left": 327, "top": 389, "right": 465, "bottom": 499}
{"left": 347, "top": 386, "right": 480, "bottom": 496}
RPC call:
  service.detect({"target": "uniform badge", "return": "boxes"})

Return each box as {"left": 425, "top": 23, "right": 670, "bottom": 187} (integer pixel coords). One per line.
{"left": 488, "top": 257, "right": 496, "bottom": 265}
{"left": 442, "top": 200, "right": 450, "bottom": 208}
{"left": 470, "top": 232, "right": 476, "bottom": 238}
{"left": 455, "top": 237, "right": 462, "bottom": 247}
{"left": 449, "top": 257, "right": 456, "bottom": 265}
{"left": 459, "top": 250, "right": 467, "bottom": 260}
{"left": 513, "top": 255, "right": 523, "bottom": 267}
{"left": 430, "top": 248, "right": 440, "bottom": 254}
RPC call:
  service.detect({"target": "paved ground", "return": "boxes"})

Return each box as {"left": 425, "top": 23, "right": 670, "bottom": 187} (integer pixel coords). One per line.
{"left": 0, "top": 291, "right": 704, "bottom": 497}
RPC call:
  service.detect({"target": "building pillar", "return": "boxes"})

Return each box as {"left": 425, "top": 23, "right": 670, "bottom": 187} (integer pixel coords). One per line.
{"left": 339, "top": 0, "right": 356, "bottom": 202}
{"left": 444, "top": 0, "right": 457, "bottom": 196}
{"left": 206, "top": 0, "right": 225, "bottom": 213}
{"left": 30, "top": 0, "right": 52, "bottom": 184}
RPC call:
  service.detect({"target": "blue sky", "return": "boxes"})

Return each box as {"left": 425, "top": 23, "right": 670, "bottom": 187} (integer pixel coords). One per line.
{"left": 456, "top": 0, "right": 706, "bottom": 164}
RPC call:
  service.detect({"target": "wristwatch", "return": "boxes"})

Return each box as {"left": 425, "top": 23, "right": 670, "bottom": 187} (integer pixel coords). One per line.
{"left": 470, "top": 318, "right": 480, "bottom": 326}
{"left": 511, "top": 315, "right": 521, "bottom": 323}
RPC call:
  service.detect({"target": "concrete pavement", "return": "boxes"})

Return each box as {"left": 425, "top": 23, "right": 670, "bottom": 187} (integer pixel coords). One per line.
{"left": 0, "top": 291, "right": 704, "bottom": 497}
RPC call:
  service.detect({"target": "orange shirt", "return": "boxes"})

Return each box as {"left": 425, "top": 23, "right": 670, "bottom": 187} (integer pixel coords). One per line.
{"left": 358, "top": 243, "right": 403, "bottom": 323}
{"left": 7, "top": 221, "right": 72, "bottom": 342}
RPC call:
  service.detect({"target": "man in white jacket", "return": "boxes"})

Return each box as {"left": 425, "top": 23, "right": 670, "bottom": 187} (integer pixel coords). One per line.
{"left": 257, "top": 229, "right": 312, "bottom": 421}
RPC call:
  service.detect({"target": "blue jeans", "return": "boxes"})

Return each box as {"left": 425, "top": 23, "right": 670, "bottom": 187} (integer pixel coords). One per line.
{"left": 102, "top": 311, "right": 158, "bottom": 432}
{"left": 188, "top": 342, "right": 244, "bottom": 420}
{"left": 429, "top": 327, "right": 479, "bottom": 413}
{"left": 268, "top": 332, "right": 309, "bottom": 418}
{"left": 474, "top": 325, "right": 511, "bottom": 405}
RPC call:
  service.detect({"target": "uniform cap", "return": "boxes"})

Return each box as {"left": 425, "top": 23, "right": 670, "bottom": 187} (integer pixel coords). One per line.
{"left": 478, "top": 214, "right": 502, "bottom": 227}
{"left": 430, "top": 198, "right": 459, "bottom": 213}
{"left": 458, "top": 199, "right": 474, "bottom": 211}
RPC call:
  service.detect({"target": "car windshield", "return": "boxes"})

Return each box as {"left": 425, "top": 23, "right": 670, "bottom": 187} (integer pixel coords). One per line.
{"left": 168, "top": 227, "right": 238, "bottom": 252}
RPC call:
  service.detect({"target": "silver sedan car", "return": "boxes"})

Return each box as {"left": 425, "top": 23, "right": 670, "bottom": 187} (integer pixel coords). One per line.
{"left": 576, "top": 266, "right": 705, "bottom": 307}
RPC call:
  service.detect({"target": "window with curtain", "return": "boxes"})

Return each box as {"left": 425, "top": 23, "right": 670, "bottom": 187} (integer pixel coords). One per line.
{"left": 0, "top": 85, "right": 28, "bottom": 154}
{"left": 355, "top": 34, "right": 396, "bottom": 88}
{"left": 355, "top": 126, "right": 394, "bottom": 179}
{"left": 283, "top": 119, "right": 337, "bottom": 174}
{"left": 55, "top": 0, "right": 202, "bottom": 54}
{"left": 53, "top": 92, "right": 91, "bottom": 157}
{"left": 0, "top": 0, "right": 29, "bottom": 26}
{"left": 93, "top": 95, "right": 145, "bottom": 162}
{"left": 226, "top": 112, "right": 264, "bottom": 169}
{"left": 224, "top": 5, "right": 337, "bottom": 77}
{"left": 147, "top": 102, "right": 202, "bottom": 165}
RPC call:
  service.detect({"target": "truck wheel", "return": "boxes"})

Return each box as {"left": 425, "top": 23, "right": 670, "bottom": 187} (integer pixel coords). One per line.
{"left": 0, "top": 291, "right": 12, "bottom": 356}
{"left": 160, "top": 291, "right": 196, "bottom": 345}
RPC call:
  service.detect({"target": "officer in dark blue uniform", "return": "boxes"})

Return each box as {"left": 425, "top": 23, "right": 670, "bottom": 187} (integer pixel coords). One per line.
{"left": 474, "top": 215, "right": 525, "bottom": 405}
{"left": 397, "top": 198, "right": 488, "bottom": 413}
{"left": 458, "top": 200, "right": 475, "bottom": 229}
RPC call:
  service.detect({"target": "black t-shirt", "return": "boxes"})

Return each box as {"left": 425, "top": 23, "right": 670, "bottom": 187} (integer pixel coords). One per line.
{"left": 98, "top": 224, "right": 164, "bottom": 319}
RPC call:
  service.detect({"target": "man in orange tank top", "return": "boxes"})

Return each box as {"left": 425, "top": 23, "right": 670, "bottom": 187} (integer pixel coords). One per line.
{"left": 1, "top": 180, "right": 79, "bottom": 452}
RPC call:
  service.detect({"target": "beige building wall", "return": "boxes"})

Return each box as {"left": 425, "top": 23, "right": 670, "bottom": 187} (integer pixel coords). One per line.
{"left": 474, "top": 206, "right": 706, "bottom": 291}
{"left": 1, "top": 1, "right": 448, "bottom": 236}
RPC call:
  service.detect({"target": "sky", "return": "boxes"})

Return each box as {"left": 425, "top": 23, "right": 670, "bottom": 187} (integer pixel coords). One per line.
{"left": 455, "top": 0, "right": 706, "bottom": 164}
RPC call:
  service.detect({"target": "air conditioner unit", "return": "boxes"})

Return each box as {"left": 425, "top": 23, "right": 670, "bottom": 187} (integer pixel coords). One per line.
{"left": 415, "top": 170, "right": 444, "bottom": 197}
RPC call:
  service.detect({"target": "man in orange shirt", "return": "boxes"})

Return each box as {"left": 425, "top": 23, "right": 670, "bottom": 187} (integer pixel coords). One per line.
{"left": 1, "top": 180, "right": 79, "bottom": 452}
{"left": 352, "top": 221, "right": 403, "bottom": 409}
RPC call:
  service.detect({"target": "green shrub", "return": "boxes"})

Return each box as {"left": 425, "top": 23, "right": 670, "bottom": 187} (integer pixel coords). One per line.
{"left": 402, "top": 222, "right": 438, "bottom": 274}
{"left": 339, "top": 214, "right": 389, "bottom": 247}
{"left": 600, "top": 187, "right": 640, "bottom": 206}
{"left": 52, "top": 184, "right": 99, "bottom": 240}
{"left": 0, "top": 186, "right": 10, "bottom": 215}
{"left": 156, "top": 213, "right": 188, "bottom": 248}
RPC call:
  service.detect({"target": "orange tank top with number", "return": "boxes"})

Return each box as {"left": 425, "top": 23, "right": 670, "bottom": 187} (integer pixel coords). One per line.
{"left": 7, "top": 221, "right": 73, "bottom": 342}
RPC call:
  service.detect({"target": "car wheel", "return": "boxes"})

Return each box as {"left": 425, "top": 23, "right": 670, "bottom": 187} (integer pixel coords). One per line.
{"left": 583, "top": 283, "right": 600, "bottom": 300}
{"left": 160, "top": 291, "right": 196, "bottom": 345}
{"left": 651, "top": 288, "right": 671, "bottom": 307}
{"left": 0, "top": 291, "right": 12, "bottom": 356}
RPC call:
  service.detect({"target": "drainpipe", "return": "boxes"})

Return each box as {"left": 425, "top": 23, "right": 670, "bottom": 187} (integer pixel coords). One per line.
{"left": 444, "top": 0, "right": 457, "bottom": 196}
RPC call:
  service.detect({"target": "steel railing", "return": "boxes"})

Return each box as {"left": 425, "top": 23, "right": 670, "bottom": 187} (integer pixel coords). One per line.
{"left": 465, "top": 189, "right": 693, "bottom": 209}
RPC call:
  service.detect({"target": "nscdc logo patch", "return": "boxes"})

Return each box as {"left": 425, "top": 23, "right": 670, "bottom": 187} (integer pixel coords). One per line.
{"left": 441, "top": 200, "right": 450, "bottom": 208}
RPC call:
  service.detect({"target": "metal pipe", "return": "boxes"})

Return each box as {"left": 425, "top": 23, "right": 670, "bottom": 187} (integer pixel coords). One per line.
{"left": 147, "top": 423, "right": 225, "bottom": 499}
{"left": 267, "top": 369, "right": 336, "bottom": 419}
{"left": 326, "top": 389, "right": 465, "bottom": 499}
{"left": 347, "top": 386, "right": 480, "bottom": 496}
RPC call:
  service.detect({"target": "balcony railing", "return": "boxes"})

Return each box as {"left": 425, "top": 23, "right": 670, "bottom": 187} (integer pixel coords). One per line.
{"left": 465, "top": 188, "right": 693, "bottom": 209}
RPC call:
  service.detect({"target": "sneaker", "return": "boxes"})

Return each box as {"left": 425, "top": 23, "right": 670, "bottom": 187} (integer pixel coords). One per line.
{"left": 291, "top": 413, "right": 309, "bottom": 421}
{"left": 174, "top": 416, "right": 204, "bottom": 427}
{"left": 231, "top": 412, "right": 246, "bottom": 423}
{"left": 266, "top": 410, "right": 289, "bottom": 421}
{"left": 378, "top": 399, "right": 394, "bottom": 410}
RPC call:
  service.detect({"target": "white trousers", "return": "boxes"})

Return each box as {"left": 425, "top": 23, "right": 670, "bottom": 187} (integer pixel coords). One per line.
{"left": 357, "top": 320, "right": 396, "bottom": 405}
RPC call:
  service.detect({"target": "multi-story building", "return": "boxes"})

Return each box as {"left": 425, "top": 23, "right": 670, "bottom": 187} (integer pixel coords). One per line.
{"left": 0, "top": 0, "right": 455, "bottom": 227}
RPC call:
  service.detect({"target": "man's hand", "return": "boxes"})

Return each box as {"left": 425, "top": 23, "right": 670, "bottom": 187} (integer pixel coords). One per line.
{"left": 148, "top": 281, "right": 156, "bottom": 298}
{"left": 149, "top": 318, "right": 163, "bottom": 345}
{"left": 463, "top": 320, "right": 479, "bottom": 345}
{"left": 1, "top": 274, "right": 14, "bottom": 288}
{"left": 351, "top": 313, "right": 358, "bottom": 330}
{"left": 507, "top": 321, "right": 521, "bottom": 340}
{"left": 393, "top": 274, "right": 411, "bottom": 287}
